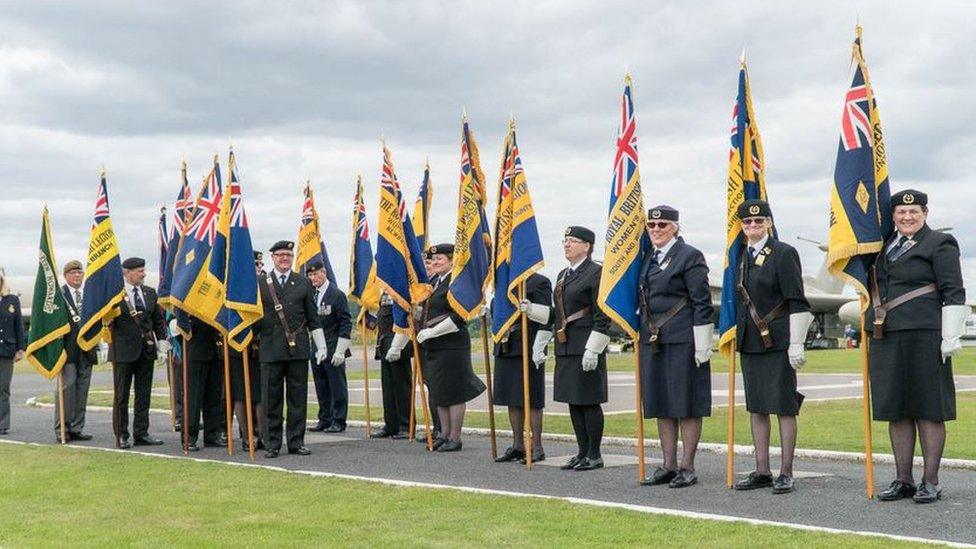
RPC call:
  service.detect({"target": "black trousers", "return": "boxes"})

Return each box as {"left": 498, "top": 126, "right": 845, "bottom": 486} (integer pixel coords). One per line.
{"left": 380, "top": 358, "right": 412, "bottom": 433}
{"left": 187, "top": 358, "right": 223, "bottom": 443}
{"left": 114, "top": 352, "right": 155, "bottom": 441}
{"left": 261, "top": 360, "right": 308, "bottom": 451}
{"left": 310, "top": 358, "right": 348, "bottom": 428}
{"left": 171, "top": 353, "right": 184, "bottom": 424}
{"left": 53, "top": 357, "right": 93, "bottom": 433}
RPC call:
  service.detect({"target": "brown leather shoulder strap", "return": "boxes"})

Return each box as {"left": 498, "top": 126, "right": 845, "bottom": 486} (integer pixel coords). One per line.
{"left": 266, "top": 274, "right": 297, "bottom": 354}
{"left": 870, "top": 265, "right": 937, "bottom": 339}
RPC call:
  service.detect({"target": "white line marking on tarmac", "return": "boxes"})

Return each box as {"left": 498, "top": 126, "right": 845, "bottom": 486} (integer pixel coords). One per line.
{"left": 0, "top": 439, "right": 971, "bottom": 548}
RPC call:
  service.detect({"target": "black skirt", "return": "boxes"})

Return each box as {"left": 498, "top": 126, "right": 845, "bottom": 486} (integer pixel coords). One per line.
{"left": 740, "top": 351, "right": 802, "bottom": 416}
{"left": 553, "top": 354, "right": 607, "bottom": 405}
{"left": 230, "top": 355, "right": 261, "bottom": 403}
{"left": 640, "top": 342, "right": 711, "bottom": 419}
{"left": 492, "top": 355, "right": 545, "bottom": 409}
{"left": 869, "top": 330, "right": 956, "bottom": 422}
{"left": 421, "top": 347, "right": 486, "bottom": 407}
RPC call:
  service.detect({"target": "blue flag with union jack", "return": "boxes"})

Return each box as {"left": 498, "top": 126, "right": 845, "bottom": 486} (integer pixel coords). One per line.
{"left": 158, "top": 160, "right": 194, "bottom": 307}
{"left": 222, "top": 150, "right": 262, "bottom": 350}
{"left": 597, "top": 75, "right": 648, "bottom": 339}
{"left": 349, "top": 175, "right": 380, "bottom": 325}
{"left": 718, "top": 60, "right": 773, "bottom": 357}
{"left": 827, "top": 26, "right": 892, "bottom": 301}
{"left": 295, "top": 182, "right": 338, "bottom": 284}
{"left": 77, "top": 171, "right": 126, "bottom": 350}
{"left": 411, "top": 162, "right": 434, "bottom": 251}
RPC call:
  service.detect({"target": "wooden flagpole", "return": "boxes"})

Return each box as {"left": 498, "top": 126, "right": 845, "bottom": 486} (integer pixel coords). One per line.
{"left": 57, "top": 373, "right": 68, "bottom": 445}
{"left": 481, "top": 317, "right": 497, "bottom": 460}
{"left": 361, "top": 316, "right": 372, "bottom": 437}
{"left": 726, "top": 342, "right": 737, "bottom": 488}
{"left": 166, "top": 349, "right": 177, "bottom": 431}
{"left": 860, "top": 296, "right": 875, "bottom": 498}
{"left": 181, "top": 339, "right": 189, "bottom": 455}
{"left": 222, "top": 337, "right": 233, "bottom": 455}
{"left": 518, "top": 283, "right": 532, "bottom": 469}
{"left": 634, "top": 344, "right": 645, "bottom": 481}
{"left": 242, "top": 345, "right": 256, "bottom": 460}
{"left": 407, "top": 316, "right": 433, "bottom": 450}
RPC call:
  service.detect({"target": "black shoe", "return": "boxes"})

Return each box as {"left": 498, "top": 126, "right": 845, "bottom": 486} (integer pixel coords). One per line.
{"left": 669, "top": 469, "right": 698, "bottom": 489}
{"left": 878, "top": 479, "right": 917, "bottom": 502}
{"left": 133, "top": 436, "right": 164, "bottom": 446}
{"left": 370, "top": 429, "right": 394, "bottom": 439}
{"left": 437, "top": 439, "right": 462, "bottom": 452}
{"left": 55, "top": 435, "right": 67, "bottom": 444}
{"left": 430, "top": 437, "right": 447, "bottom": 451}
{"left": 390, "top": 431, "right": 408, "bottom": 440}
{"left": 308, "top": 422, "right": 328, "bottom": 432}
{"left": 264, "top": 448, "right": 279, "bottom": 458}
{"left": 574, "top": 457, "right": 604, "bottom": 471}
{"left": 772, "top": 474, "right": 795, "bottom": 494}
{"left": 288, "top": 446, "right": 312, "bottom": 456}
{"left": 69, "top": 432, "right": 93, "bottom": 441}
{"left": 519, "top": 450, "right": 546, "bottom": 464}
{"left": 0, "top": 428, "right": 8, "bottom": 435}
{"left": 734, "top": 471, "right": 774, "bottom": 491}
{"left": 186, "top": 442, "right": 200, "bottom": 452}
{"left": 416, "top": 430, "right": 440, "bottom": 443}
{"left": 118, "top": 439, "right": 132, "bottom": 449}
{"left": 560, "top": 456, "right": 583, "bottom": 470}
{"left": 913, "top": 482, "right": 942, "bottom": 504}
{"left": 174, "top": 422, "right": 182, "bottom": 433}
{"left": 324, "top": 424, "right": 346, "bottom": 433}
{"left": 204, "top": 437, "right": 227, "bottom": 448}
{"left": 495, "top": 446, "right": 526, "bottom": 463}
{"left": 641, "top": 466, "right": 678, "bottom": 486}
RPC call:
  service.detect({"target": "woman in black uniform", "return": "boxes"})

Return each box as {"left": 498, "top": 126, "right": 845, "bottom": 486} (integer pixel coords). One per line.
{"left": 636, "top": 206, "right": 714, "bottom": 488}
{"left": 0, "top": 271, "right": 25, "bottom": 435}
{"left": 867, "top": 190, "right": 966, "bottom": 504}
{"left": 415, "top": 243, "right": 486, "bottom": 452}
{"left": 552, "top": 227, "right": 612, "bottom": 471}
{"left": 493, "top": 272, "right": 553, "bottom": 464}
{"left": 732, "top": 199, "right": 812, "bottom": 495}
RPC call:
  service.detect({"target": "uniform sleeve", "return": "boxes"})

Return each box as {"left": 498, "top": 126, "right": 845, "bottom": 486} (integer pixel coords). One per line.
{"left": 779, "top": 246, "right": 811, "bottom": 314}
{"left": 529, "top": 275, "right": 554, "bottom": 330}
{"left": 14, "top": 296, "right": 26, "bottom": 352}
{"left": 304, "top": 282, "right": 322, "bottom": 332}
{"left": 335, "top": 291, "right": 353, "bottom": 339}
{"left": 150, "top": 293, "right": 166, "bottom": 341}
{"left": 590, "top": 267, "right": 612, "bottom": 334}
{"left": 449, "top": 309, "right": 468, "bottom": 331}
{"left": 686, "top": 250, "right": 714, "bottom": 326}
{"left": 934, "top": 234, "right": 966, "bottom": 306}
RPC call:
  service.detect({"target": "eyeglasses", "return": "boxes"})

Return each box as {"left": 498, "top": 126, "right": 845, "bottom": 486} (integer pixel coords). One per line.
{"left": 272, "top": 252, "right": 294, "bottom": 258}
{"left": 646, "top": 222, "right": 672, "bottom": 229}
{"left": 563, "top": 237, "right": 586, "bottom": 245}
{"left": 741, "top": 217, "right": 766, "bottom": 225}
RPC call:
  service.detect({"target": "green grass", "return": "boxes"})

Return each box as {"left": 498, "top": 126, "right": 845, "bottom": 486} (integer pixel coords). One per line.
{"left": 37, "top": 385, "right": 976, "bottom": 460}
{"left": 0, "top": 444, "right": 923, "bottom": 547}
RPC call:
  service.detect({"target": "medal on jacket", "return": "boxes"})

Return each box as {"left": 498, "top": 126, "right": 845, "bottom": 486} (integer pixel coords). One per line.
{"left": 7, "top": 304, "right": 13, "bottom": 314}
{"left": 659, "top": 257, "right": 672, "bottom": 270}
{"left": 755, "top": 246, "right": 771, "bottom": 267}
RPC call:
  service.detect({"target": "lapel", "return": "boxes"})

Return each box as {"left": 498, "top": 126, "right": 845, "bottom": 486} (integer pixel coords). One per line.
{"left": 649, "top": 238, "right": 683, "bottom": 278}
{"left": 892, "top": 225, "right": 929, "bottom": 263}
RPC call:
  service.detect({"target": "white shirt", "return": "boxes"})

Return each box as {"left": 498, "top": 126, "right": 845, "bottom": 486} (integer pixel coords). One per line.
{"left": 747, "top": 235, "right": 769, "bottom": 258}
{"left": 124, "top": 283, "right": 145, "bottom": 309}
{"left": 653, "top": 237, "right": 677, "bottom": 261}
{"left": 66, "top": 284, "right": 83, "bottom": 304}
{"left": 314, "top": 280, "right": 330, "bottom": 308}
{"left": 567, "top": 258, "right": 587, "bottom": 272}
{"left": 886, "top": 232, "right": 914, "bottom": 253}
{"left": 274, "top": 269, "right": 291, "bottom": 286}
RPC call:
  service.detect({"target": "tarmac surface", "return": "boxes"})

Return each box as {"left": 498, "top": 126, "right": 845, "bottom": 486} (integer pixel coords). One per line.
{"left": 4, "top": 367, "right": 976, "bottom": 545}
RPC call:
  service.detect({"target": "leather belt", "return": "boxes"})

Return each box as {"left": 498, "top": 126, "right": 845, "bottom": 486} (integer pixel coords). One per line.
{"left": 737, "top": 252, "right": 785, "bottom": 349}
{"left": 266, "top": 274, "right": 303, "bottom": 354}
{"left": 870, "top": 268, "right": 937, "bottom": 339}
{"left": 556, "top": 307, "right": 591, "bottom": 344}
{"left": 424, "top": 314, "right": 449, "bottom": 329}
{"left": 644, "top": 297, "right": 688, "bottom": 353}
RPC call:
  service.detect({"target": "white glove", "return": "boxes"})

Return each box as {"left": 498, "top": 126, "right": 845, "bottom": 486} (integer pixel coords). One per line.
{"left": 417, "top": 317, "right": 460, "bottom": 344}
{"left": 385, "top": 332, "right": 409, "bottom": 362}
{"left": 581, "top": 331, "right": 610, "bottom": 372}
{"left": 519, "top": 299, "right": 551, "bottom": 325}
{"left": 157, "top": 339, "right": 172, "bottom": 354}
{"left": 941, "top": 305, "right": 970, "bottom": 363}
{"left": 311, "top": 328, "right": 328, "bottom": 364}
{"left": 168, "top": 319, "right": 179, "bottom": 336}
{"left": 331, "top": 337, "right": 350, "bottom": 367}
{"left": 788, "top": 312, "right": 814, "bottom": 369}
{"left": 693, "top": 323, "right": 713, "bottom": 366}
{"left": 532, "top": 330, "right": 552, "bottom": 368}
{"left": 97, "top": 342, "right": 109, "bottom": 364}
{"left": 480, "top": 303, "right": 491, "bottom": 318}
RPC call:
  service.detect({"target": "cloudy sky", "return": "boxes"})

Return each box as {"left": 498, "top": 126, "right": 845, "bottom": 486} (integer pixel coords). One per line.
{"left": 2, "top": 1, "right": 974, "bottom": 295}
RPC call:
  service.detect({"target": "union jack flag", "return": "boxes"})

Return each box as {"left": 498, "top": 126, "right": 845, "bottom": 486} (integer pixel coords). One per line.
{"left": 188, "top": 164, "right": 222, "bottom": 244}
{"left": 173, "top": 166, "right": 194, "bottom": 236}
{"left": 92, "top": 175, "right": 111, "bottom": 226}
{"left": 612, "top": 82, "right": 639, "bottom": 197}
{"left": 840, "top": 57, "right": 871, "bottom": 151}
{"left": 729, "top": 102, "right": 763, "bottom": 174}
{"left": 382, "top": 149, "right": 407, "bottom": 220}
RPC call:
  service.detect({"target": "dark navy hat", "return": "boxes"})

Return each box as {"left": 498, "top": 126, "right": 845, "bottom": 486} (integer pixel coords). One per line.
{"left": 305, "top": 261, "right": 324, "bottom": 273}
{"left": 737, "top": 199, "right": 772, "bottom": 219}
{"left": 253, "top": 251, "right": 263, "bottom": 262}
{"left": 426, "top": 243, "right": 455, "bottom": 259}
{"left": 564, "top": 226, "right": 595, "bottom": 245}
{"left": 269, "top": 240, "right": 295, "bottom": 253}
{"left": 647, "top": 205, "right": 679, "bottom": 222}
{"left": 121, "top": 257, "right": 145, "bottom": 269}
{"left": 891, "top": 189, "right": 927, "bottom": 208}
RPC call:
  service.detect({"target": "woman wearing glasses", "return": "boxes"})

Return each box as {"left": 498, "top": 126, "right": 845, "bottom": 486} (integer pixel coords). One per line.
{"left": 637, "top": 206, "right": 714, "bottom": 489}
{"left": 732, "top": 199, "right": 812, "bottom": 495}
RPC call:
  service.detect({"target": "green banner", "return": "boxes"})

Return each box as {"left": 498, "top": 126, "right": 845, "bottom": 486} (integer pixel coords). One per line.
{"left": 25, "top": 207, "right": 71, "bottom": 379}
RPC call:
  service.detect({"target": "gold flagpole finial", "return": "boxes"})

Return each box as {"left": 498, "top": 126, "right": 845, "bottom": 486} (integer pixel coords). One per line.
{"left": 509, "top": 111, "right": 516, "bottom": 129}
{"left": 462, "top": 106, "right": 468, "bottom": 122}
{"left": 212, "top": 154, "right": 219, "bottom": 165}
{"left": 855, "top": 17, "right": 863, "bottom": 41}
{"left": 100, "top": 165, "right": 106, "bottom": 178}
{"left": 425, "top": 155, "right": 430, "bottom": 168}
{"left": 740, "top": 48, "right": 746, "bottom": 66}
{"left": 160, "top": 204, "right": 166, "bottom": 214}
{"left": 624, "top": 71, "right": 632, "bottom": 86}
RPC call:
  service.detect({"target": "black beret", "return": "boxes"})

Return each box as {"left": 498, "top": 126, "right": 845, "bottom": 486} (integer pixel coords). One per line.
{"left": 305, "top": 261, "right": 324, "bottom": 273}
{"left": 564, "top": 226, "right": 595, "bottom": 245}
{"left": 122, "top": 257, "right": 145, "bottom": 269}
{"left": 269, "top": 240, "right": 295, "bottom": 253}
{"left": 253, "top": 251, "right": 263, "bottom": 262}
{"left": 891, "top": 189, "right": 927, "bottom": 208}
{"left": 426, "top": 243, "right": 455, "bottom": 259}
{"left": 647, "top": 205, "right": 679, "bottom": 222}
{"left": 737, "top": 199, "right": 772, "bottom": 219}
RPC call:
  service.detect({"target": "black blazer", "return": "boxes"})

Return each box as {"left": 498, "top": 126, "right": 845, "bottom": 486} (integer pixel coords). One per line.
{"left": 552, "top": 257, "right": 611, "bottom": 357}
{"left": 186, "top": 315, "right": 222, "bottom": 362}
{"left": 310, "top": 282, "right": 352, "bottom": 362}
{"left": 257, "top": 271, "right": 321, "bottom": 363}
{"left": 638, "top": 238, "right": 714, "bottom": 346}
{"left": 419, "top": 273, "right": 470, "bottom": 351}
{"left": 0, "top": 294, "right": 25, "bottom": 359}
{"left": 61, "top": 285, "right": 97, "bottom": 365}
{"left": 375, "top": 295, "right": 414, "bottom": 360}
{"left": 865, "top": 224, "right": 965, "bottom": 332}
{"left": 109, "top": 285, "right": 166, "bottom": 363}
{"left": 493, "top": 273, "right": 553, "bottom": 357}
{"left": 734, "top": 238, "right": 810, "bottom": 353}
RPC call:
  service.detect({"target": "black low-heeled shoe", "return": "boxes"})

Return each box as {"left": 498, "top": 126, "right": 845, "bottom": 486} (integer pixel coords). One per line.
{"left": 641, "top": 466, "right": 677, "bottom": 486}
{"left": 519, "top": 450, "right": 546, "bottom": 464}
{"left": 669, "top": 468, "right": 698, "bottom": 489}
{"left": 437, "top": 439, "right": 463, "bottom": 452}
{"left": 772, "top": 474, "right": 795, "bottom": 494}
{"left": 495, "top": 446, "right": 526, "bottom": 463}
{"left": 913, "top": 482, "right": 941, "bottom": 504}
{"left": 734, "top": 471, "right": 773, "bottom": 491}
{"left": 574, "top": 457, "right": 604, "bottom": 471}
{"left": 878, "top": 479, "right": 916, "bottom": 501}
{"left": 560, "top": 456, "right": 583, "bottom": 470}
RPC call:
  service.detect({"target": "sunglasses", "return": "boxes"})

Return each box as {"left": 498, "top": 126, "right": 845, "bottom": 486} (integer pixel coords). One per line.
{"left": 741, "top": 217, "right": 766, "bottom": 225}
{"left": 646, "top": 222, "right": 672, "bottom": 229}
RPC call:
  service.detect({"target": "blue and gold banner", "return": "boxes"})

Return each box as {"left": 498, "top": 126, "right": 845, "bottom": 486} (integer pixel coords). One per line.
{"left": 223, "top": 150, "right": 262, "bottom": 350}
{"left": 296, "top": 182, "right": 338, "bottom": 284}
{"left": 411, "top": 161, "right": 434, "bottom": 251}
{"left": 158, "top": 159, "right": 194, "bottom": 308}
{"left": 77, "top": 170, "right": 125, "bottom": 351}
{"left": 349, "top": 174, "right": 380, "bottom": 325}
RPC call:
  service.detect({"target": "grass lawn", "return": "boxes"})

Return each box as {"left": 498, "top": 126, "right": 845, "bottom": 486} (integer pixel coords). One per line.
{"left": 0, "top": 444, "right": 921, "bottom": 547}
{"left": 37, "top": 387, "right": 976, "bottom": 461}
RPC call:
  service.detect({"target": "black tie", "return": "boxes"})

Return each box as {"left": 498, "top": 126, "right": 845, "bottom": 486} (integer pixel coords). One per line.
{"left": 887, "top": 235, "right": 908, "bottom": 261}
{"left": 279, "top": 274, "right": 287, "bottom": 287}
{"left": 315, "top": 289, "right": 322, "bottom": 308}
{"left": 132, "top": 287, "right": 145, "bottom": 312}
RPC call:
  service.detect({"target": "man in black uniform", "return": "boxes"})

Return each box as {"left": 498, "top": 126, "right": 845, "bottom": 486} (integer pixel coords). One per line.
{"left": 307, "top": 262, "right": 353, "bottom": 433}
{"left": 371, "top": 292, "right": 412, "bottom": 439}
{"left": 257, "top": 241, "right": 327, "bottom": 458}
{"left": 183, "top": 314, "right": 225, "bottom": 451}
{"left": 55, "top": 260, "right": 97, "bottom": 442}
{"left": 109, "top": 257, "right": 168, "bottom": 448}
